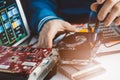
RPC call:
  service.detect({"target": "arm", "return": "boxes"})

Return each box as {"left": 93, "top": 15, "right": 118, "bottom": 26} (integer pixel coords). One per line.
{"left": 25, "top": 0, "right": 78, "bottom": 48}
{"left": 26, "top": 0, "right": 60, "bottom": 34}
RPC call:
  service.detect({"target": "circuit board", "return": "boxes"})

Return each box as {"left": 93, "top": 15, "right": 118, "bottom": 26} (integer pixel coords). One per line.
{"left": 0, "top": 46, "right": 58, "bottom": 80}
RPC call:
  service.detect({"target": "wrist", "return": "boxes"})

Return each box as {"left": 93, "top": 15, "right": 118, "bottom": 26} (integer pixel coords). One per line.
{"left": 37, "top": 16, "right": 62, "bottom": 33}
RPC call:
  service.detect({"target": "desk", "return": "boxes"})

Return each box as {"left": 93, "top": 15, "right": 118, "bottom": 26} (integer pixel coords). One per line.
{"left": 51, "top": 43, "right": 120, "bottom": 80}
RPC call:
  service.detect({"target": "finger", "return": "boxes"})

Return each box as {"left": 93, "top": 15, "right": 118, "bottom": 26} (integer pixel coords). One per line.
{"left": 42, "top": 38, "right": 48, "bottom": 48}
{"left": 46, "top": 35, "right": 53, "bottom": 48}
{"left": 37, "top": 36, "right": 43, "bottom": 48}
{"left": 91, "top": 0, "right": 105, "bottom": 11}
{"left": 114, "top": 17, "right": 120, "bottom": 25}
{"left": 98, "top": 0, "right": 117, "bottom": 21}
{"left": 37, "top": 31, "right": 47, "bottom": 48}
{"left": 39, "top": 34, "right": 53, "bottom": 48}
{"left": 104, "top": 7, "right": 119, "bottom": 26}
{"left": 105, "top": 2, "right": 120, "bottom": 26}
{"left": 45, "top": 32, "right": 53, "bottom": 48}
{"left": 63, "top": 22, "right": 78, "bottom": 32}
{"left": 91, "top": 2, "right": 99, "bottom": 11}
{"left": 97, "top": 0, "right": 105, "bottom": 4}
{"left": 46, "top": 29, "right": 58, "bottom": 48}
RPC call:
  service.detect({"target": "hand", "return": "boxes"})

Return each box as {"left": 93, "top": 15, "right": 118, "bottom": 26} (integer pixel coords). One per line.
{"left": 37, "top": 19, "right": 78, "bottom": 48}
{"left": 91, "top": 0, "right": 120, "bottom": 26}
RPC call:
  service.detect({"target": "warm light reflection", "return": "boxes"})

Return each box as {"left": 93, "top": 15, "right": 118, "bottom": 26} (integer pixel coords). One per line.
{"left": 89, "top": 53, "right": 120, "bottom": 80}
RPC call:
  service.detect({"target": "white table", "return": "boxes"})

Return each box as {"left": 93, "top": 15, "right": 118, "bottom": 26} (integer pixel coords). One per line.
{"left": 51, "top": 43, "right": 120, "bottom": 80}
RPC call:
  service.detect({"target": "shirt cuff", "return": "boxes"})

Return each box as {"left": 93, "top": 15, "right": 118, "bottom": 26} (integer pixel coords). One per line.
{"left": 37, "top": 16, "right": 61, "bottom": 33}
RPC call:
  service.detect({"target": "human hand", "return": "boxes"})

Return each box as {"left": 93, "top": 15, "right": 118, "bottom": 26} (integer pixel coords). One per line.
{"left": 37, "top": 19, "right": 78, "bottom": 48}
{"left": 91, "top": 0, "right": 120, "bottom": 26}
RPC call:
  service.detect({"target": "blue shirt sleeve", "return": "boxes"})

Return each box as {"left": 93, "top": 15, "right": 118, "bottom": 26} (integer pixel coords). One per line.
{"left": 26, "top": 0, "right": 60, "bottom": 34}
{"left": 24, "top": 0, "right": 96, "bottom": 34}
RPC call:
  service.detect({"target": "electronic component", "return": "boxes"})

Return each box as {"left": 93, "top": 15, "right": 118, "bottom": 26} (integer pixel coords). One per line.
{"left": 57, "top": 32, "right": 101, "bottom": 65}
{"left": 58, "top": 61, "right": 105, "bottom": 80}
{"left": 99, "top": 23, "right": 120, "bottom": 43}
{"left": 0, "top": 46, "right": 59, "bottom": 80}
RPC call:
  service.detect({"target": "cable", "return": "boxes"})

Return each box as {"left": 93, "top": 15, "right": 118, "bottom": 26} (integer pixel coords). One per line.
{"left": 104, "top": 42, "right": 120, "bottom": 48}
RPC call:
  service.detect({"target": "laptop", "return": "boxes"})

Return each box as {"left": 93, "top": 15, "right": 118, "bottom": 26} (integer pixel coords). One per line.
{"left": 0, "top": 0, "right": 30, "bottom": 46}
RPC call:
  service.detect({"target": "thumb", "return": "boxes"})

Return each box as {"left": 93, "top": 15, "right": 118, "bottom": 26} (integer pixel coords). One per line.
{"left": 97, "top": 0, "right": 105, "bottom": 4}
{"left": 91, "top": 2, "right": 99, "bottom": 12}
{"left": 91, "top": 0, "right": 105, "bottom": 11}
{"left": 62, "top": 21, "right": 79, "bottom": 32}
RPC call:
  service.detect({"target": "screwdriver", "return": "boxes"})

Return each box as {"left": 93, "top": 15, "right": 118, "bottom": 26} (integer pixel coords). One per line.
{"left": 88, "top": 4, "right": 103, "bottom": 42}
{"left": 94, "top": 4, "right": 104, "bottom": 42}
